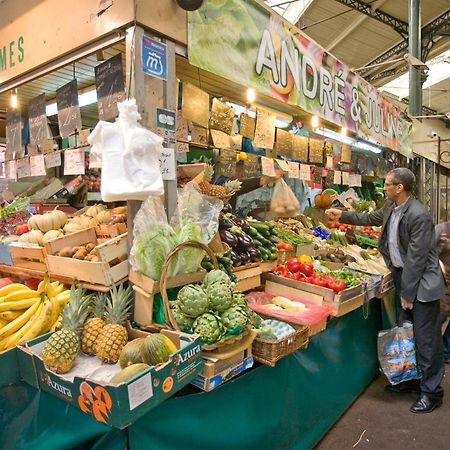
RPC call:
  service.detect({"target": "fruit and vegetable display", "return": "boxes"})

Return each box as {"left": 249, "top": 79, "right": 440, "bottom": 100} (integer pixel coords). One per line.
{"left": 0, "top": 278, "right": 70, "bottom": 352}
{"left": 55, "top": 243, "right": 99, "bottom": 262}
{"left": 169, "top": 270, "right": 254, "bottom": 344}
{"left": 0, "top": 198, "right": 31, "bottom": 237}
{"left": 315, "top": 248, "right": 356, "bottom": 265}
{"left": 261, "top": 296, "right": 308, "bottom": 312}
{"left": 195, "top": 164, "right": 242, "bottom": 201}
{"left": 256, "top": 318, "right": 296, "bottom": 341}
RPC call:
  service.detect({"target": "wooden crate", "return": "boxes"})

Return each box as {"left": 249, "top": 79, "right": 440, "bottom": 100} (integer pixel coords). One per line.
{"left": 308, "top": 318, "right": 327, "bottom": 337}
{"left": 260, "top": 261, "right": 277, "bottom": 273}
{"left": 234, "top": 265, "right": 262, "bottom": 292}
{"left": 45, "top": 228, "right": 128, "bottom": 287}
{"left": 96, "top": 223, "right": 128, "bottom": 240}
{"left": 325, "top": 293, "right": 364, "bottom": 317}
{"left": 9, "top": 244, "right": 47, "bottom": 271}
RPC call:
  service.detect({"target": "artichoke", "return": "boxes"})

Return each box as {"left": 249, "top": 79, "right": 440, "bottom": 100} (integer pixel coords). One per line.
{"left": 193, "top": 312, "right": 225, "bottom": 343}
{"left": 171, "top": 306, "right": 195, "bottom": 331}
{"left": 205, "top": 281, "right": 233, "bottom": 312}
{"left": 202, "top": 270, "right": 232, "bottom": 289}
{"left": 177, "top": 284, "right": 208, "bottom": 318}
{"left": 220, "top": 306, "right": 249, "bottom": 331}
{"left": 250, "top": 311, "right": 263, "bottom": 329}
{"left": 231, "top": 292, "right": 248, "bottom": 307}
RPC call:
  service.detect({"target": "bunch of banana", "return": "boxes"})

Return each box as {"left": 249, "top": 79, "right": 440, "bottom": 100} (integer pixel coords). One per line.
{"left": 0, "top": 279, "right": 71, "bottom": 352}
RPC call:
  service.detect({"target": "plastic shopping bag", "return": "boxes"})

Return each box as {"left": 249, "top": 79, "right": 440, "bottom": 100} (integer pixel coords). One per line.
{"left": 88, "top": 98, "right": 164, "bottom": 201}
{"left": 377, "top": 322, "right": 420, "bottom": 385}
{"left": 270, "top": 178, "right": 300, "bottom": 218}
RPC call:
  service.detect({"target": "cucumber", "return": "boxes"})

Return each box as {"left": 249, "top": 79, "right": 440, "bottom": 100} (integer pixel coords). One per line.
{"left": 269, "top": 252, "right": 277, "bottom": 260}
{"left": 268, "top": 235, "right": 279, "bottom": 243}
{"left": 247, "top": 227, "right": 258, "bottom": 237}
{"left": 252, "top": 239, "right": 263, "bottom": 247}
{"left": 250, "top": 222, "right": 270, "bottom": 232}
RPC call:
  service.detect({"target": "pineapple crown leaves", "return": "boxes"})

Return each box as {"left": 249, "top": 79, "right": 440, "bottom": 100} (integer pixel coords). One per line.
{"left": 104, "top": 283, "right": 133, "bottom": 325}
{"left": 61, "top": 285, "right": 92, "bottom": 333}
{"left": 223, "top": 179, "right": 242, "bottom": 194}
{"left": 202, "top": 164, "right": 214, "bottom": 183}
{"left": 92, "top": 292, "right": 108, "bottom": 319}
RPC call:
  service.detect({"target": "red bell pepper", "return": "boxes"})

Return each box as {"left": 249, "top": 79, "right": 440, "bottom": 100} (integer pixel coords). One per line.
{"left": 287, "top": 257, "right": 302, "bottom": 273}
{"left": 299, "top": 262, "right": 314, "bottom": 277}
{"left": 311, "top": 274, "right": 328, "bottom": 287}
{"left": 328, "top": 277, "right": 346, "bottom": 293}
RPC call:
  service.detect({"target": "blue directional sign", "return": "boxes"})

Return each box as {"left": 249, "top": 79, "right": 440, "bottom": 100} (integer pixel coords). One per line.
{"left": 142, "top": 36, "right": 167, "bottom": 81}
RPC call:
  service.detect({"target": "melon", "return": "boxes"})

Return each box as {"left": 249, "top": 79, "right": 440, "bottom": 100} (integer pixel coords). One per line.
{"left": 140, "top": 334, "right": 177, "bottom": 367}
{"left": 110, "top": 363, "right": 150, "bottom": 384}
{"left": 119, "top": 338, "right": 146, "bottom": 369}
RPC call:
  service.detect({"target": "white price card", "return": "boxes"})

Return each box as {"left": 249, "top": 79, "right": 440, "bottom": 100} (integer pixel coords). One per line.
{"left": 342, "top": 172, "right": 350, "bottom": 185}
{"left": 5, "top": 160, "right": 17, "bottom": 180}
{"left": 128, "top": 372, "right": 153, "bottom": 411}
{"left": 89, "top": 150, "right": 102, "bottom": 169}
{"left": 40, "top": 139, "right": 55, "bottom": 154}
{"left": 288, "top": 161, "right": 299, "bottom": 179}
{"left": 276, "top": 159, "right": 289, "bottom": 171}
{"left": 261, "top": 156, "right": 276, "bottom": 177}
{"left": 17, "top": 158, "right": 31, "bottom": 178}
{"left": 64, "top": 148, "right": 85, "bottom": 175}
{"left": 30, "top": 155, "right": 47, "bottom": 176}
{"left": 326, "top": 156, "right": 334, "bottom": 169}
{"left": 159, "top": 148, "right": 176, "bottom": 180}
{"left": 0, "top": 162, "right": 4, "bottom": 178}
{"left": 333, "top": 170, "right": 342, "bottom": 185}
{"left": 299, "top": 164, "right": 311, "bottom": 181}
{"left": 45, "top": 151, "right": 62, "bottom": 168}
{"left": 79, "top": 129, "right": 91, "bottom": 147}
{"left": 350, "top": 174, "right": 362, "bottom": 187}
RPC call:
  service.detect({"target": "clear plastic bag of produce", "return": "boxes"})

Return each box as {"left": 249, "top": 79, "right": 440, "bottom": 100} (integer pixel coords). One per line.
{"left": 246, "top": 291, "right": 332, "bottom": 325}
{"left": 377, "top": 322, "right": 420, "bottom": 385}
{"left": 0, "top": 197, "right": 31, "bottom": 236}
{"left": 270, "top": 179, "right": 300, "bottom": 218}
{"left": 130, "top": 184, "right": 223, "bottom": 281}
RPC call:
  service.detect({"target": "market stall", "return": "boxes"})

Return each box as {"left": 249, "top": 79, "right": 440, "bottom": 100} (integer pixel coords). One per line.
{"left": 0, "top": 0, "right": 410, "bottom": 448}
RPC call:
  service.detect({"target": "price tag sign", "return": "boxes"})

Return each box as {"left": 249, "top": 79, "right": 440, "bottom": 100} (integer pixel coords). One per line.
{"left": 56, "top": 80, "right": 82, "bottom": 138}
{"left": 342, "top": 172, "right": 350, "bottom": 185}
{"left": 288, "top": 161, "right": 299, "bottom": 179}
{"left": 355, "top": 174, "right": 362, "bottom": 187}
{"left": 29, "top": 93, "right": 48, "bottom": 145}
{"left": 276, "top": 159, "right": 289, "bottom": 171}
{"left": 17, "top": 158, "right": 31, "bottom": 178}
{"left": 299, "top": 164, "right": 311, "bottom": 181}
{"left": 64, "top": 148, "right": 85, "bottom": 175}
{"left": 45, "top": 151, "right": 62, "bottom": 168}
{"left": 334, "top": 170, "right": 342, "bottom": 185}
{"left": 158, "top": 148, "right": 176, "bottom": 180}
{"left": 89, "top": 150, "right": 102, "bottom": 169}
{"left": 5, "top": 111, "right": 22, "bottom": 159}
{"left": 40, "top": 139, "right": 55, "bottom": 154}
{"left": 30, "top": 155, "right": 47, "bottom": 176}
{"left": 5, "top": 160, "right": 17, "bottom": 180}
{"left": 79, "top": 129, "right": 91, "bottom": 147}
{"left": 261, "top": 156, "right": 276, "bottom": 176}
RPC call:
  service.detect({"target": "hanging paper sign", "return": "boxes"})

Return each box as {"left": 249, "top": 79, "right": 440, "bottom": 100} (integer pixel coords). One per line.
{"left": 309, "top": 139, "right": 324, "bottom": 163}
{"left": 5, "top": 160, "right": 17, "bottom": 180}
{"left": 276, "top": 129, "right": 292, "bottom": 156}
{"left": 348, "top": 174, "right": 357, "bottom": 186}
{"left": 177, "top": 143, "right": 189, "bottom": 153}
{"left": 5, "top": 111, "right": 22, "bottom": 159}
{"left": 288, "top": 161, "right": 299, "bottom": 179}
{"left": 190, "top": 127, "right": 208, "bottom": 146}
{"left": 313, "top": 166, "right": 323, "bottom": 184}
{"left": 182, "top": 82, "right": 209, "bottom": 128}
{"left": 326, "top": 156, "right": 334, "bottom": 169}
{"left": 29, "top": 94, "right": 48, "bottom": 145}
{"left": 210, "top": 129, "right": 231, "bottom": 149}
{"left": 253, "top": 109, "right": 276, "bottom": 149}
{"left": 243, "top": 153, "right": 260, "bottom": 178}
{"left": 30, "top": 155, "right": 47, "bottom": 176}
{"left": 64, "top": 148, "right": 85, "bottom": 175}
{"left": 79, "top": 129, "right": 91, "bottom": 147}
{"left": 355, "top": 174, "right": 362, "bottom": 186}
{"left": 276, "top": 159, "right": 289, "bottom": 171}
{"left": 334, "top": 170, "right": 342, "bottom": 184}
{"left": 95, "top": 53, "right": 126, "bottom": 121}
{"left": 230, "top": 134, "right": 243, "bottom": 151}
{"left": 299, "top": 164, "right": 311, "bottom": 181}
{"left": 176, "top": 110, "right": 189, "bottom": 152}
{"left": 292, "top": 135, "right": 308, "bottom": 161}
{"left": 45, "top": 151, "right": 62, "bottom": 168}
{"left": 27, "top": 144, "right": 38, "bottom": 157}
{"left": 142, "top": 36, "right": 167, "bottom": 81}
{"left": 261, "top": 156, "right": 276, "bottom": 176}
{"left": 56, "top": 80, "right": 82, "bottom": 138}
{"left": 40, "top": 139, "right": 55, "bottom": 154}
{"left": 341, "top": 144, "right": 351, "bottom": 163}
{"left": 325, "top": 169, "right": 335, "bottom": 186}
{"left": 342, "top": 172, "right": 350, "bottom": 185}
{"left": 88, "top": 150, "right": 102, "bottom": 169}
{"left": 16, "top": 158, "right": 31, "bottom": 178}
{"left": 240, "top": 113, "right": 255, "bottom": 140}
{"left": 217, "top": 148, "right": 237, "bottom": 176}
{"left": 325, "top": 142, "right": 334, "bottom": 156}
{"left": 210, "top": 98, "right": 234, "bottom": 135}
{"left": 158, "top": 148, "right": 176, "bottom": 180}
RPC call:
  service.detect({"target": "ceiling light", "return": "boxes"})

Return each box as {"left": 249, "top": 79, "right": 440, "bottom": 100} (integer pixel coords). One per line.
{"left": 313, "top": 127, "right": 382, "bottom": 153}
{"left": 46, "top": 88, "right": 98, "bottom": 116}
{"left": 246, "top": 88, "right": 256, "bottom": 103}
{"left": 340, "top": 127, "right": 347, "bottom": 136}
{"left": 311, "top": 115, "right": 319, "bottom": 128}
{"left": 10, "top": 89, "right": 18, "bottom": 109}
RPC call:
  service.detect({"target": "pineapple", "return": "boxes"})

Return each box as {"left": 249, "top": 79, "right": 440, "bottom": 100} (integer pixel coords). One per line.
{"left": 197, "top": 164, "right": 242, "bottom": 199}
{"left": 42, "top": 286, "right": 90, "bottom": 374}
{"left": 223, "top": 179, "right": 242, "bottom": 195}
{"left": 81, "top": 293, "right": 107, "bottom": 355}
{"left": 197, "top": 164, "right": 216, "bottom": 194}
{"left": 95, "top": 283, "right": 133, "bottom": 364}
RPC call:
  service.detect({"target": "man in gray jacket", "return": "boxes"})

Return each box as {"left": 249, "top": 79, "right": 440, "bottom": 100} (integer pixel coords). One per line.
{"left": 326, "top": 167, "right": 445, "bottom": 414}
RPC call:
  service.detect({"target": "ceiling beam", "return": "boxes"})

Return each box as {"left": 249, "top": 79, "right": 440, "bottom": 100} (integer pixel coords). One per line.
{"left": 334, "top": 0, "right": 408, "bottom": 37}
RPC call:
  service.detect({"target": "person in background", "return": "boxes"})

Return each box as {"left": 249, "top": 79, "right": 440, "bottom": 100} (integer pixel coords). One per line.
{"left": 434, "top": 222, "right": 450, "bottom": 364}
{"left": 325, "top": 167, "right": 445, "bottom": 414}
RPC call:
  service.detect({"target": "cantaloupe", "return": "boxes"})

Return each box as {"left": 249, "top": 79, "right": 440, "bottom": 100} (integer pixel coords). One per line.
{"left": 110, "top": 363, "right": 150, "bottom": 384}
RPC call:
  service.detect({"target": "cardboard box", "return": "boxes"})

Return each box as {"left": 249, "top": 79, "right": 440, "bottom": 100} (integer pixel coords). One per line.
{"left": 190, "top": 347, "right": 253, "bottom": 392}
{"left": 45, "top": 228, "right": 128, "bottom": 287}
{"left": 0, "top": 348, "right": 20, "bottom": 387}
{"left": 0, "top": 241, "right": 14, "bottom": 266}
{"left": 17, "top": 328, "right": 203, "bottom": 429}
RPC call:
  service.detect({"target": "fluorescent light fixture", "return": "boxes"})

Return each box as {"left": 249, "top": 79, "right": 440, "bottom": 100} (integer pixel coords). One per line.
{"left": 46, "top": 88, "right": 98, "bottom": 116}
{"left": 10, "top": 90, "right": 18, "bottom": 109}
{"left": 352, "top": 141, "right": 382, "bottom": 154}
{"left": 311, "top": 115, "right": 319, "bottom": 128}
{"left": 313, "top": 127, "right": 382, "bottom": 153}
{"left": 340, "top": 127, "right": 347, "bottom": 136}
{"left": 246, "top": 88, "right": 256, "bottom": 103}
{"left": 226, "top": 101, "right": 292, "bottom": 128}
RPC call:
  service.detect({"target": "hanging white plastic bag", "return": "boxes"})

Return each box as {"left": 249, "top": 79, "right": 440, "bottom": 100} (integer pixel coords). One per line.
{"left": 88, "top": 98, "right": 164, "bottom": 201}
{"left": 270, "top": 178, "right": 300, "bottom": 218}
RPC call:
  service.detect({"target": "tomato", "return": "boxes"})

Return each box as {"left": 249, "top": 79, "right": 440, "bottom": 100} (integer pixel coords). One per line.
{"left": 299, "top": 262, "right": 314, "bottom": 277}
{"left": 311, "top": 274, "right": 328, "bottom": 287}
{"left": 0, "top": 278, "right": 14, "bottom": 288}
{"left": 16, "top": 224, "right": 29, "bottom": 235}
{"left": 24, "top": 278, "right": 42, "bottom": 291}
{"left": 328, "top": 278, "right": 346, "bottom": 293}
{"left": 287, "top": 257, "right": 302, "bottom": 273}
{"left": 292, "top": 272, "right": 305, "bottom": 281}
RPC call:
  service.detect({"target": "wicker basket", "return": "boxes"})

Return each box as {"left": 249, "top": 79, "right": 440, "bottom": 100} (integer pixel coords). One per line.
{"left": 252, "top": 325, "right": 309, "bottom": 367}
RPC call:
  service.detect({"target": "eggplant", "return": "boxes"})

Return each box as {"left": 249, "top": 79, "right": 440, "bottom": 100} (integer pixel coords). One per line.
{"left": 237, "top": 234, "right": 254, "bottom": 249}
{"left": 219, "top": 216, "right": 234, "bottom": 229}
{"left": 248, "top": 246, "right": 262, "bottom": 262}
{"left": 222, "top": 203, "right": 233, "bottom": 214}
{"left": 220, "top": 229, "right": 238, "bottom": 247}
{"left": 230, "top": 249, "right": 242, "bottom": 266}
{"left": 239, "top": 251, "right": 251, "bottom": 265}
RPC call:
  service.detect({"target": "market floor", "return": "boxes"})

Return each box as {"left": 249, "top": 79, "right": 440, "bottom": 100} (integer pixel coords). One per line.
{"left": 315, "top": 365, "right": 450, "bottom": 450}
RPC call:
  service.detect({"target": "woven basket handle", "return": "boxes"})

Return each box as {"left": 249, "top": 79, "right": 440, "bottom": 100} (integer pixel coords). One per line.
{"left": 160, "top": 240, "right": 219, "bottom": 330}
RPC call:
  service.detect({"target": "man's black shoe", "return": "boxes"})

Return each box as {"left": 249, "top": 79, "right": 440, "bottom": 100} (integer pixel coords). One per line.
{"left": 384, "top": 380, "right": 421, "bottom": 394}
{"left": 410, "top": 394, "right": 443, "bottom": 414}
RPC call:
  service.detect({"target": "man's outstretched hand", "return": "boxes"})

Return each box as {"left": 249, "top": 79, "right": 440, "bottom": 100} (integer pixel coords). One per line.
{"left": 325, "top": 208, "right": 343, "bottom": 221}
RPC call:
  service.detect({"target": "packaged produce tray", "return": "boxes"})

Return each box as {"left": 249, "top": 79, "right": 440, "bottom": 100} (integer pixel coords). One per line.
{"left": 45, "top": 228, "right": 128, "bottom": 287}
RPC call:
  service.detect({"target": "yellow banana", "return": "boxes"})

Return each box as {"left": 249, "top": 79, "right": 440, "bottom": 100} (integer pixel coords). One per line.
{"left": 0, "top": 297, "right": 40, "bottom": 313}
{"left": 50, "top": 315, "right": 62, "bottom": 332}
{"left": 0, "top": 310, "right": 24, "bottom": 321}
{"left": 0, "top": 283, "right": 31, "bottom": 297}
{"left": 3, "top": 303, "right": 44, "bottom": 349}
{"left": 37, "top": 279, "right": 48, "bottom": 292}
{"left": 48, "top": 296, "right": 63, "bottom": 330}
{"left": 53, "top": 290, "right": 71, "bottom": 305}
{"left": 2, "top": 289, "right": 40, "bottom": 303}
{"left": 47, "top": 282, "right": 65, "bottom": 298}
{"left": 0, "top": 318, "right": 8, "bottom": 328}
{"left": 0, "top": 301, "right": 40, "bottom": 339}
{"left": 22, "top": 299, "right": 53, "bottom": 340}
